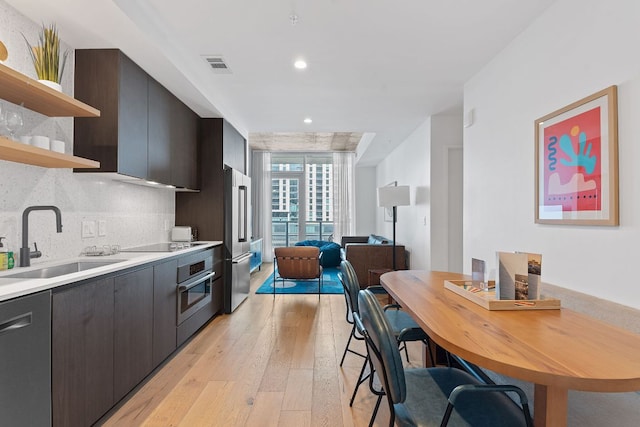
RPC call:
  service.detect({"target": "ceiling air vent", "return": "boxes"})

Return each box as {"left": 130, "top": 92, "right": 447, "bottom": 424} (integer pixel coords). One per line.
{"left": 203, "top": 56, "right": 232, "bottom": 74}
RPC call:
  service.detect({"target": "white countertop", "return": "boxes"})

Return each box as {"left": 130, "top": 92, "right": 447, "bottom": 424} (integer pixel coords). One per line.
{"left": 0, "top": 241, "right": 222, "bottom": 302}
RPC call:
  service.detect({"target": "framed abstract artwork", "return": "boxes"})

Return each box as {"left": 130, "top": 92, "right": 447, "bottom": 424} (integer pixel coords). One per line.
{"left": 535, "top": 86, "right": 618, "bottom": 225}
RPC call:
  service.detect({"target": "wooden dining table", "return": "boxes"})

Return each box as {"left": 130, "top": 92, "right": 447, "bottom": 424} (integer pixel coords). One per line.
{"left": 380, "top": 270, "right": 640, "bottom": 427}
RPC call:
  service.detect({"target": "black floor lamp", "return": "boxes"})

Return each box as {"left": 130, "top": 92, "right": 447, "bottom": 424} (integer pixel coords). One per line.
{"left": 377, "top": 185, "right": 410, "bottom": 270}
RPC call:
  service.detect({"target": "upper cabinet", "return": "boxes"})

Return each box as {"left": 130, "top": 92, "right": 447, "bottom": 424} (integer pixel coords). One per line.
{"left": 147, "top": 78, "right": 172, "bottom": 184}
{"left": 73, "top": 49, "right": 199, "bottom": 189}
{"left": 0, "top": 62, "right": 101, "bottom": 169}
{"left": 171, "top": 96, "right": 199, "bottom": 188}
{"left": 222, "top": 119, "right": 246, "bottom": 173}
{"left": 147, "top": 78, "right": 199, "bottom": 188}
{"left": 175, "top": 118, "right": 246, "bottom": 241}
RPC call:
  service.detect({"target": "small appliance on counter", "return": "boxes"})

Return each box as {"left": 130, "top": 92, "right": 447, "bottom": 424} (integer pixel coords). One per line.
{"left": 171, "top": 226, "right": 193, "bottom": 242}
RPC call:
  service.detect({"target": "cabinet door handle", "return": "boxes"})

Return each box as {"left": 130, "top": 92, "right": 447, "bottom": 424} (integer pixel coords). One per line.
{"left": 0, "top": 312, "right": 32, "bottom": 336}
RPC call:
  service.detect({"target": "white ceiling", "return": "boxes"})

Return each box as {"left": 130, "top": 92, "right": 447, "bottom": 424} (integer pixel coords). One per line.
{"left": 6, "top": 0, "right": 556, "bottom": 166}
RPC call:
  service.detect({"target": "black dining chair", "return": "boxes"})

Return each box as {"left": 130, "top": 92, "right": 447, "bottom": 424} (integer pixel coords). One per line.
{"left": 338, "top": 261, "right": 367, "bottom": 366}
{"left": 356, "top": 288, "right": 533, "bottom": 427}
{"left": 339, "top": 260, "right": 433, "bottom": 407}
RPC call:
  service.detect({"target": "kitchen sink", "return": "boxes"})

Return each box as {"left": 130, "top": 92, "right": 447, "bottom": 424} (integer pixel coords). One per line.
{"left": 4, "top": 260, "right": 127, "bottom": 279}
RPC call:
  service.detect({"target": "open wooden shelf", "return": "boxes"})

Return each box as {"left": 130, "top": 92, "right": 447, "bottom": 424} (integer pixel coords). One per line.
{"left": 0, "top": 62, "right": 100, "bottom": 117}
{"left": 0, "top": 136, "right": 100, "bottom": 168}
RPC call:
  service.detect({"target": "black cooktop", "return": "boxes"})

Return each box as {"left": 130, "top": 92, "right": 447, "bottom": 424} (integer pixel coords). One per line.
{"left": 121, "top": 242, "right": 205, "bottom": 252}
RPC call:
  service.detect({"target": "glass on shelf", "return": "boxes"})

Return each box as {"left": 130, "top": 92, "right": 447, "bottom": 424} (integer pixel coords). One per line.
{"left": 4, "top": 108, "right": 23, "bottom": 141}
{"left": 0, "top": 102, "right": 5, "bottom": 137}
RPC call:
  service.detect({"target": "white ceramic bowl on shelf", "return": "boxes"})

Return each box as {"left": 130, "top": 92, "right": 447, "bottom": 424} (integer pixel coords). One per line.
{"left": 31, "top": 135, "right": 50, "bottom": 150}
{"left": 51, "top": 139, "right": 65, "bottom": 153}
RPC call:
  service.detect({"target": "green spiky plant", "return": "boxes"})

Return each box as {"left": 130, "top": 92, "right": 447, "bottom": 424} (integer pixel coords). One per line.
{"left": 23, "top": 23, "right": 69, "bottom": 84}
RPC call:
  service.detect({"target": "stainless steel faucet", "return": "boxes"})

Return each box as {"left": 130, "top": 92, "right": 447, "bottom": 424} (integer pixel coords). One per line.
{"left": 20, "top": 206, "right": 63, "bottom": 267}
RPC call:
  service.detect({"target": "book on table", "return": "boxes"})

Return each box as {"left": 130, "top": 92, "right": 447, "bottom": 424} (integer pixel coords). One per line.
{"left": 496, "top": 251, "right": 542, "bottom": 300}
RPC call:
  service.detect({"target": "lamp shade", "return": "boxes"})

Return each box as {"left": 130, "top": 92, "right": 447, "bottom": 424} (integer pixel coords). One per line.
{"left": 377, "top": 185, "right": 410, "bottom": 207}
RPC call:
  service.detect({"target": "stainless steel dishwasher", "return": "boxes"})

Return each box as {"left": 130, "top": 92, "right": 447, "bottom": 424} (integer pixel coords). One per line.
{"left": 0, "top": 290, "right": 51, "bottom": 427}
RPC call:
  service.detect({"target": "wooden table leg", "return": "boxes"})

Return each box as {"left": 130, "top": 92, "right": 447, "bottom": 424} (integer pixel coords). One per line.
{"left": 534, "top": 384, "right": 568, "bottom": 427}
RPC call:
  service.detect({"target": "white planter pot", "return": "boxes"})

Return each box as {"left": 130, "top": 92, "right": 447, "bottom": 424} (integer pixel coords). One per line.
{"left": 37, "top": 79, "right": 62, "bottom": 92}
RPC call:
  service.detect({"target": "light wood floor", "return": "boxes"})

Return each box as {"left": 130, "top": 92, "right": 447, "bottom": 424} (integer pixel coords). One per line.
{"left": 98, "top": 263, "right": 422, "bottom": 427}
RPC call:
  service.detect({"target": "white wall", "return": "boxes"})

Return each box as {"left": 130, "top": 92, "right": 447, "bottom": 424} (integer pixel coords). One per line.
{"left": 377, "top": 119, "right": 431, "bottom": 269}
{"left": 354, "top": 166, "right": 376, "bottom": 236}
{"left": 0, "top": 1, "right": 174, "bottom": 264}
{"left": 374, "top": 114, "right": 463, "bottom": 271}
{"left": 464, "top": 0, "right": 640, "bottom": 309}
{"left": 430, "top": 115, "right": 463, "bottom": 272}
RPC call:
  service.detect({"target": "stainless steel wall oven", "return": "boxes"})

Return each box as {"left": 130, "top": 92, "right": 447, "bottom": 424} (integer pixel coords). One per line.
{"left": 177, "top": 251, "right": 214, "bottom": 325}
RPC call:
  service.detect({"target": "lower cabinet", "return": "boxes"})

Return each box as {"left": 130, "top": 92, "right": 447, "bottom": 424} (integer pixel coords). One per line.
{"left": 52, "top": 277, "right": 115, "bottom": 427}
{"left": 52, "top": 266, "right": 154, "bottom": 427}
{"left": 113, "top": 267, "right": 154, "bottom": 401}
{"left": 153, "top": 259, "right": 178, "bottom": 366}
{"left": 51, "top": 250, "right": 214, "bottom": 426}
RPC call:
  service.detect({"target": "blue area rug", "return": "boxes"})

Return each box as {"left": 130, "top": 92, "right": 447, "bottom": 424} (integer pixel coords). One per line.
{"left": 255, "top": 267, "right": 344, "bottom": 294}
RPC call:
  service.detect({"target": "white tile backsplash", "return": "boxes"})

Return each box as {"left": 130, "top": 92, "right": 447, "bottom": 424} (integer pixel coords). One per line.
{"left": 0, "top": 0, "right": 175, "bottom": 265}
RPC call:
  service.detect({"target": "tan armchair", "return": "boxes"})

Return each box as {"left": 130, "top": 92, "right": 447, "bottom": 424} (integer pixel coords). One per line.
{"left": 273, "top": 247, "right": 323, "bottom": 296}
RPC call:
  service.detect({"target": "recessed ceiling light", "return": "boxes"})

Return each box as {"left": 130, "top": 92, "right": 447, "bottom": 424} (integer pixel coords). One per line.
{"left": 304, "top": 117, "right": 312, "bottom": 124}
{"left": 294, "top": 59, "right": 307, "bottom": 69}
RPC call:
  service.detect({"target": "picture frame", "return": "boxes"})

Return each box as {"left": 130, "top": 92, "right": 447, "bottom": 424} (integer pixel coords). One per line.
{"left": 383, "top": 181, "right": 397, "bottom": 222}
{"left": 534, "top": 86, "right": 618, "bottom": 226}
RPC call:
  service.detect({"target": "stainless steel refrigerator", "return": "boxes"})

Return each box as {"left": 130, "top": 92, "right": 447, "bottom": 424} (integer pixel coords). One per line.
{"left": 224, "top": 167, "right": 252, "bottom": 312}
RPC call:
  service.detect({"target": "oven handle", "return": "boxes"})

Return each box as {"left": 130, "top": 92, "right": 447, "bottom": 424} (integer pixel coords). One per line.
{"left": 178, "top": 271, "right": 216, "bottom": 292}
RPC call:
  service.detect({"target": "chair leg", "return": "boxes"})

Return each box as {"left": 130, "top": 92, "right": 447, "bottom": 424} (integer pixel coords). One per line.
{"left": 350, "top": 355, "right": 370, "bottom": 406}
{"left": 340, "top": 324, "right": 356, "bottom": 366}
{"left": 396, "top": 339, "right": 411, "bottom": 363}
{"left": 369, "top": 393, "right": 383, "bottom": 427}
{"left": 425, "top": 338, "right": 436, "bottom": 367}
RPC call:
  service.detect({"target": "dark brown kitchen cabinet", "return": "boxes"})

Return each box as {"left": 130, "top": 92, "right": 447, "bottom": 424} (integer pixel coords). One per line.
{"left": 113, "top": 267, "right": 154, "bottom": 402}
{"left": 74, "top": 49, "right": 148, "bottom": 178}
{"left": 171, "top": 96, "right": 199, "bottom": 189}
{"left": 148, "top": 78, "right": 173, "bottom": 184}
{"left": 222, "top": 118, "right": 246, "bottom": 173}
{"left": 74, "top": 49, "right": 199, "bottom": 189}
{"left": 153, "top": 259, "right": 178, "bottom": 366}
{"left": 176, "top": 119, "right": 246, "bottom": 241}
{"left": 52, "top": 277, "right": 115, "bottom": 427}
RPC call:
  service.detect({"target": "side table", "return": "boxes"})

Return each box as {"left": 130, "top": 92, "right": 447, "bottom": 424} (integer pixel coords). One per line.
{"left": 249, "top": 238, "right": 263, "bottom": 273}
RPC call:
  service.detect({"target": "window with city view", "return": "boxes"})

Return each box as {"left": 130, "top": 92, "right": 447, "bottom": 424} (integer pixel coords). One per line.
{"left": 271, "top": 153, "right": 334, "bottom": 247}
